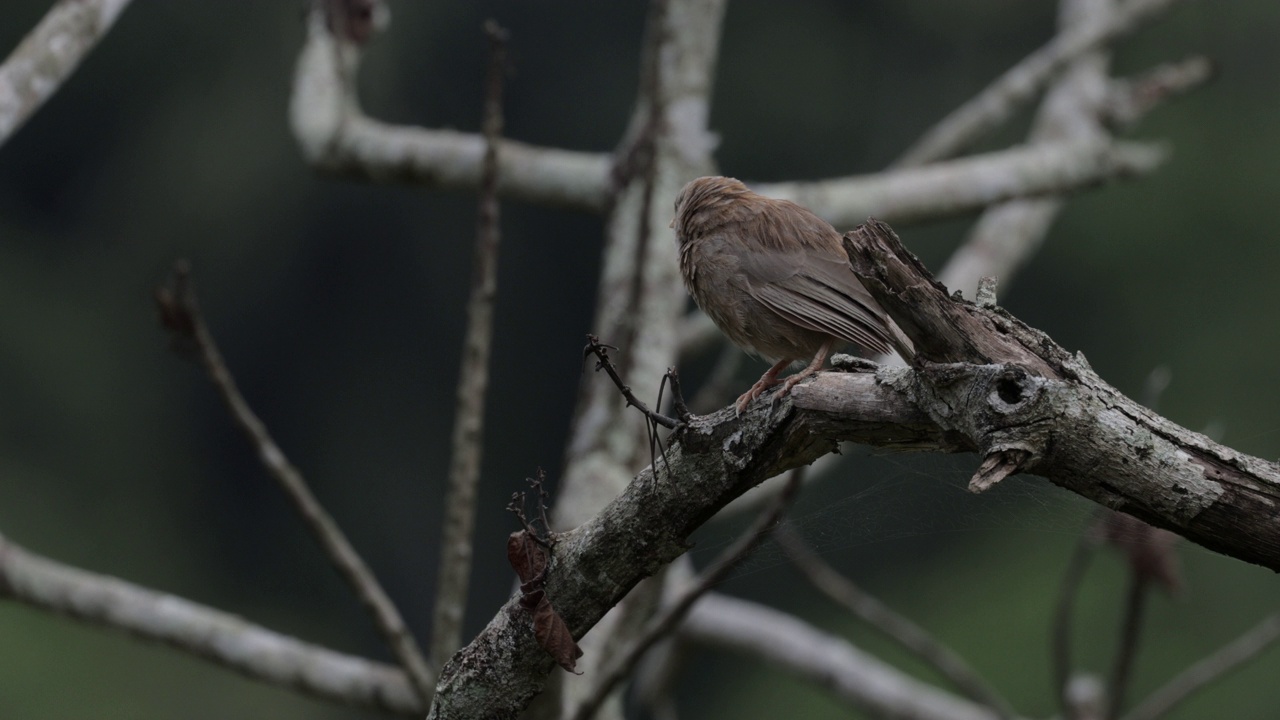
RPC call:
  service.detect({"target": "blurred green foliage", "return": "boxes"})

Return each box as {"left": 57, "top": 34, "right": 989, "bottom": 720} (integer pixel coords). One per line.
{"left": 1, "top": 1, "right": 1278, "bottom": 718}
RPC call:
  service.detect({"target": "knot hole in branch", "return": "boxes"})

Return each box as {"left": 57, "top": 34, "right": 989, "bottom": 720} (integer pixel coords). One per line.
{"left": 990, "top": 366, "right": 1041, "bottom": 413}
{"left": 997, "top": 375, "right": 1024, "bottom": 404}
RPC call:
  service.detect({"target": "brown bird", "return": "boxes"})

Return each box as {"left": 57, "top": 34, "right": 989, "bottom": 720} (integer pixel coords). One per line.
{"left": 671, "top": 176, "right": 912, "bottom": 413}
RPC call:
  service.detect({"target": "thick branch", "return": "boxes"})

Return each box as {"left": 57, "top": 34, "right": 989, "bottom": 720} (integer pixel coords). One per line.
{"left": 0, "top": 532, "right": 423, "bottom": 716}
{"left": 570, "top": 471, "right": 802, "bottom": 720}
{"left": 541, "top": 0, "right": 727, "bottom": 715}
{"left": 433, "top": 215, "right": 1280, "bottom": 717}
{"left": 0, "top": 0, "right": 134, "bottom": 147}
{"left": 428, "top": 367, "right": 955, "bottom": 720}
{"left": 842, "top": 219, "right": 1280, "bottom": 565}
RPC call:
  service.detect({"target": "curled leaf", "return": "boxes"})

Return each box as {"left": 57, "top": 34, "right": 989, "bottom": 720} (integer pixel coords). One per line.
{"left": 507, "top": 531, "right": 548, "bottom": 586}
{"left": 531, "top": 593, "right": 583, "bottom": 673}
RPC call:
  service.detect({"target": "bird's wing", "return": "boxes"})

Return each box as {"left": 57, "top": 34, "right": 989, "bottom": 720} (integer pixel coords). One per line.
{"left": 743, "top": 251, "right": 894, "bottom": 356}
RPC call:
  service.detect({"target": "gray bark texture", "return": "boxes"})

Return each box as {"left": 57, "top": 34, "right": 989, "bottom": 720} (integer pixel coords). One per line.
{"left": 426, "top": 220, "right": 1280, "bottom": 719}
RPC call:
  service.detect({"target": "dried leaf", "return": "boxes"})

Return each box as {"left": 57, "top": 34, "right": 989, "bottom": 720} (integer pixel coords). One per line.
{"left": 520, "top": 587, "right": 544, "bottom": 611}
{"left": 507, "top": 531, "right": 547, "bottom": 586}
{"left": 1101, "top": 512, "right": 1182, "bottom": 593}
{"left": 324, "top": 0, "right": 384, "bottom": 44}
{"left": 531, "top": 593, "right": 583, "bottom": 673}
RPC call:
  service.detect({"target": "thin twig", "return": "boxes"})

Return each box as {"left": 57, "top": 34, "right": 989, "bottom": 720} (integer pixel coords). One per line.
{"left": 1106, "top": 572, "right": 1151, "bottom": 719}
{"left": 569, "top": 469, "right": 805, "bottom": 720}
{"left": 156, "top": 263, "right": 436, "bottom": 702}
{"left": 1054, "top": 519, "right": 1105, "bottom": 716}
{"left": 776, "top": 525, "right": 1015, "bottom": 719}
{"left": 1123, "top": 613, "right": 1280, "bottom": 720}
{"left": 1103, "top": 55, "right": 1213, "bottom": 129}
{"left": 891, "top": 0, "right": 1184, "bottom": 167}
{"left": 583, "top": 334, "right": 681, "bottom": 430}
{"left": 429, "top": 18, "right": 509, "bottom": 672}
{"left": 0, "top": 0, "right": 136, "bottom": 147}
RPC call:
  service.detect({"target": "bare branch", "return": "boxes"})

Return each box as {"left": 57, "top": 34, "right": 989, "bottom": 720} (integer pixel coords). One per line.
{"left": 289, "top": 7, "right": 611, "bottom": 211}
{"left": 157, "top": 264, "right": 435, "bottom": 701}
{"left": 570, "top": 470, "right": 803, "bottom": 720}
{"left": 776, "top": 525, "right": 1014, "bottom": 719}
{"left": 939, "top": 0, "right": 1115, "bottom": 301}
{"left": 0, "top": 532, "right": 423, "bottom": 716}
{"left": 683, "top": 593, "right": 1012, "bottom": 720}
{"left": 0, "top": 0, "right": 135, "bottom": 147}
{"left": 1102, "top": 55, "right": 1214, "bottom": 128}
{"left": 892, "top": 0, "right": 1186, "bottom": 168}
{"left": 1106, "top": 573, "right": 1151, "bottom": 719}
{"left": 754, "top": 139, "right": 1164, "bottom": 232}
{"left": 420, "top": 218, "right": 1280, "bottom": 719}
{"left": 841, "top": 219, "right": 1280, "bottom": 562}
{"left": 1053, "top": 522, "right": 1105, "bottom": 714}
{"left": 1123, "top": 613, "right": 1280, "bottom": 720}
{"left": 551, "top": 2, "right": 726, "bottom": 713}
{"left": 430, "top": 19, "right": 509, "bottom": 672}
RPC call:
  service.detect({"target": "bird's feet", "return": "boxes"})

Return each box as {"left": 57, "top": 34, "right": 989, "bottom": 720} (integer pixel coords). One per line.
{"left": 734, "top": 374, "right": 784, "bottom": 414}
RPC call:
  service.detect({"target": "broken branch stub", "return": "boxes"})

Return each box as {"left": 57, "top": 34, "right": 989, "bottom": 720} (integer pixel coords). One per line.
{"left": 842, "top": 219, "right": 1063, "bottom": 490}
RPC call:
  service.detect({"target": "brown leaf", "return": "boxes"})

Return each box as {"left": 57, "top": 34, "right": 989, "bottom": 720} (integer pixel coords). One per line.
{"left": 324, "top": 0, "right": 382, "bottom": 44}
{"left": 1101, "top": 512, "right": 1182, "bottom": 593}
{"left": 519, "top": 587, "right": 544, "bottom": 610}
{"left": 154, "top": 285, "right": 194, "bottom": 338}
{"left": 532, "top": 594, "right": 583, "bottom": 673}
{"left": 507, "top": 531, "right": 548, "bottom": 586}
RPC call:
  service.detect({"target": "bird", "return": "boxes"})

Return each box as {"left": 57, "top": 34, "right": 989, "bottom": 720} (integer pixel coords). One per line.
{"left": 671, "top": 175, "right": 912, "bottom": 413}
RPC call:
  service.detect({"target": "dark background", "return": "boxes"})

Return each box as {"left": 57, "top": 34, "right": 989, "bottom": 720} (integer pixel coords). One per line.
{"left": 1, "top": 1, "right": 1278, "bottom": 718}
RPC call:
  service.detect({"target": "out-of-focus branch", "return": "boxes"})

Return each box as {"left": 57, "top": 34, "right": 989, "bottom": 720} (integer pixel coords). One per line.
{"left": 940, "top": 0, "right": 1208, "bottom": 300}
{"left": 0, "top": 532, "right": 423, "bottom": 716}
{"left": 682, "top": 593, "right": 1015, "bottom": 720}
{"left": 940, "top": 0, "right": 1114, "bottom": 301}
{"left": 429, "top": 19, "right": 508, "bottom": 673}
{"left": 551, "top": 1, "right": 725, "bottom": 715}
{"left": 1123, "top": 613, "right": 1280, "bottom": 720}
{"left": 1053, "top": 522, "right": 1104, "bottom": 715}
{"left": 570, "top": 471, "right": 802, "bottom": 720}
{"left": 1102, "top": 55, "right": 1213, "bottom": 128}
{"left": 891, "top": 0, "right": 1185, "bottom": 168}
{"left": 753, "top": 139, "right": 1163, "bottom": 234}
{"left": 0, "top": 0, "right": 134, "bottom": 147}
{"left": 156, "top": 264, "right": 435, "bottom": 701}
{"left": 1106, "top": 572, "right": 1150, "bottom": 719}
{"left": 776, "top": 525, "right": 1014, "bottom": 719}
{"left": 289, "top": 6, "right": 611, "bottom": 211}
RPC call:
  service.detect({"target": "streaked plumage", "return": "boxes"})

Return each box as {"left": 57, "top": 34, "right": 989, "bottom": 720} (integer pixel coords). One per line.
{"left": 671, "top": 176, "right": 909, "bottom": 411}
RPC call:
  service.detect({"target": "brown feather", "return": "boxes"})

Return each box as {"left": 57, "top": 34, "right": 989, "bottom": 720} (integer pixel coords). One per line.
{"left": 672, "top": 176, "right": 911, "bottom": 410}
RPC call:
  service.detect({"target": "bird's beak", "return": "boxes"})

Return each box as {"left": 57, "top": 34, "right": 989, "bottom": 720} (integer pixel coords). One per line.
{"left": 668, "top": 218, "right": 675, "bottom": 229}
